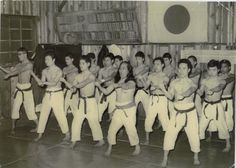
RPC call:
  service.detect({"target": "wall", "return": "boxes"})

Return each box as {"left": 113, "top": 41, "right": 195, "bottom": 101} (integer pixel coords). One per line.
{"left": 0, "top": 1, "right": 235, "bottom": 116}
{"left": 1, "top": 1, "right": 235, "bottom": 58}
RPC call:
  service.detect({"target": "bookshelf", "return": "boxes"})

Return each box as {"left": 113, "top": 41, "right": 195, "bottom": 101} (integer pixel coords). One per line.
{"left": 55, "top": 8, "right": 141, "bottom": 44}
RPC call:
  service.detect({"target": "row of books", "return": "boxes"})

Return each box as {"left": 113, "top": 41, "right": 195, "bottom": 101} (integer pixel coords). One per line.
{"left": 68, "top": 31, "right": 138, "bottom": 41}
{"left": 87, "top": 21, "right": 135, "bottom": 32}
{"left": 88, "top": 11, "right": 134, "bottom": 23}
{"left": 76, "top": 1, "right": 136, "bottom": 11}
{"left": 59, "top": 21, "right": 136, "bottom": 32}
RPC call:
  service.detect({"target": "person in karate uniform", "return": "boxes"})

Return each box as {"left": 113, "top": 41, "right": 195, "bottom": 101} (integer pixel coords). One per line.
{"left": 0, "top": 47, "right": 38, "bottom": 134}
{"left": 143, "top": 57, "right": 170, "bottom": 145}
{"left": 32, "top": 52, "right": 69, "bottom": 142}
{"left": 96, "top": 61, "right": 141, "bottom": 156}
{"left": 198, "top": 59, "right": 230, "bottom": 152}
{"left": 161, "top": 59, "right": 200, "bottom": 167}
{"left": 70, "top": 56, "right": 104, "bottom": 148}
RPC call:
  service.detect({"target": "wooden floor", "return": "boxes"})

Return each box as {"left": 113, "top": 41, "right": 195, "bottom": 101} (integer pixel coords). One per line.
{"left": 0, "top": 114, "right": 234, "bottom": 168}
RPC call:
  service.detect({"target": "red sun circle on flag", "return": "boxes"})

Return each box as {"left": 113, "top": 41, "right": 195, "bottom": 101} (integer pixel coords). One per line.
{"left": 164, "top": 5, "right": 190, "bottom": 34}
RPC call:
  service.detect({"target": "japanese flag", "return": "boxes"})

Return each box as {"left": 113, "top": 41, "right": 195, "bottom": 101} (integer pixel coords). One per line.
{"left": 147, "top": 2, "right": 208, "bottom": 43}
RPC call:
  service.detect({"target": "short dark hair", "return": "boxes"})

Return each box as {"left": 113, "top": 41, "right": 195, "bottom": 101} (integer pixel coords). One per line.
{"left": 153, "top": 57, "right": 164, "bottom": 64}
{"left": 104, "top": 53, "right": 114, "bottom": 60}
{"left": 188, "top": 55, "right": 197, "bottom": 62}
{"left": 17, "top": 47, "right": 28, "bottom": 55}
{"left": 65, "top": 53, "right": 74, "bottom": 59}
{"left": 80, "top": 55, "right": 91, "bottom": 65}
{"left": 135, "top": 51, "right": 145, "bottom": 60}
{"left": 178, "top": 59, "right": 192, "bottom": 70}
{"left": 114, "top": 55, "right": 123, "bottom": 61}
{"left": 87, "top": 52, "right": 96, "bottom": 60}
{"left": 207, "top": 59, "right": 220, "bottom": 69}
{"left": 45, "top": 51, "right": 55, "bottom": 60}
{"left": 162, "top": 53, "right": 172, "bottom": 60}
{"left": 220, "top": 59, "right": 231, "bottom": 67}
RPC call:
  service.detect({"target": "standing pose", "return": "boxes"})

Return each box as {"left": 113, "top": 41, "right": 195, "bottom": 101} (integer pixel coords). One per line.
{"left": 219, "top": 59, "right": 235, "bottom": 132}
{"left": 70, "top": 56, "right": 104, "bottom": 148}
{"left": 133, "top": 51, "right": 150, "bottom": 115}
{"left": 198, "top": 59, "right": 230, "bottom": 152}
{"left": 188, "top": 55, "right": 202, "bottom": 117}
{"left": 61, "top": 54, "right": 79, "bottom": 116}
{"left": 161, "top": 59, "right": 200, "bottom": 167}
{"left": 32, "top": 52, "right": 69, "bottom": 142}
{"left": 144, "top": 57, "right": 170, "bottom": 145}
{"left": 97, "top": 53, "right": 117, "bottom": 121}
{"left": 88, "top": 52, "right": 100, "bottom": 77}
{"left": 96, "top": 61, "right": 140, "bottom": 156}
{"left": 0, "top": 47, "right": 38, "bottom": 134}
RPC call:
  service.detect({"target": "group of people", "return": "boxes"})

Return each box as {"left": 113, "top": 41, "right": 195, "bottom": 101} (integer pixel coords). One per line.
{"left": 0, "top": 47, "right": 234, "bottom": 167}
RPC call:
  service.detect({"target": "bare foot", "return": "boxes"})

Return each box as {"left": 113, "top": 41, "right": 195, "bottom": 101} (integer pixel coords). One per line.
{"left": 63, "top": 134, "right": 70, "bottom": 142}
{"left": 30, "top": 127, "right": 37, "bottom": 133}
{"left": 104, "top": 145, "right": 112, "bottom": 157}
{"left": 132, "top": 145, "right": 141, "bottom": 155}
{"left": 34, "top": 134, "right": 42, "bottom": 142}
{"left": 95, "top": 139, "right": 105, "bottom": 147}
{"left": 193, "top": 158, "right": 200, "bottom": 165}
{"left": 206, "top": 136, "right": 211, "bottom": 142}
{"left": 161, "top": 158, "right": 168, "bottom": 168}
{"left": 105, "top": 149, "right": 111, "bottom": 157}
{"left": 143, "top": 140, "right": 149, "bottom": 145}
{"left": 70, "top": 142, "right": 76, "bottom": 149}
{"left": 10, "top": 129, "right": 16, "bottom": 135}
{"left": 222, "top": 146, "right": 231, "bottom": 152}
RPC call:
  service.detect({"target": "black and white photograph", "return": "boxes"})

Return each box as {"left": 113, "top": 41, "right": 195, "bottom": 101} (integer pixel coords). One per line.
{"left": 0, "top": 0, "right": 235, "bottom": 168}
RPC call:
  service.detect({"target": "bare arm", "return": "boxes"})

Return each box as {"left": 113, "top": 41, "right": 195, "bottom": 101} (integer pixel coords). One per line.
{"left": 225, "top": 75, "right": 235, "bottom": 84}
{"left": 74, "top": 74, "right": 95, "bottom": 89}
{"left": 118, "top": 80, "right": 136, "bottom": 90}
{"left": 60, "top": 77, "right": 73, "bottom": 89}
{"left": 43, "top": 70, "right": 62, "bottom": 86}
{"left": 0, "top": 66, "right": 11, "bottom": 74}
{"left": 159, "top": 81, "right": 174, "bottom": 101}
{"left": 95, "top": 82, "right": 115, "bottom": 95}
{"left": 209, "top": 81, "right": 226, "bottom": 93}
{"left": 134, "top": 66, "right": 149, "bottom": 77}
{"left": 182, "top": 85, "right": 197, "bottom": 98}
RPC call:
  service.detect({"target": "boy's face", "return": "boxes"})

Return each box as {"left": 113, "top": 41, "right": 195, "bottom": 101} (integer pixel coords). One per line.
{"left": 45, "top": 55, "right": 54, "bottom": 67}
{"left": 221, "top": 63, "right": 230, "bottom": 74}
{"left": 114, "top": 58, "right": 122, "bottom": 68}
{"left": 164, "top": 58, "right": 171, "bottom": 66}
{"left": 103, "top": 57, "right": 112, "bottom": 67}
{"left": 119, "top": 63, "right": 128, "bottom": 78}
{"left": 80, "top": 59, "right": 89, "bottom": 71}
{"left": 153, "top": 60, "right": 163, "bottom": 72}
{"left": 17, "top": 51, "right": 27, "bottom": 62}
{"left": 178, "top": 63, "right": 190, "bottom": 77}
{"left": 65, "top": 56, "right": 73, "bottom": 66}
{"left": 136, "top": 56, "right": 144, "bottom": 66}
{"left": 208, "top": 66, "right": 218, "bottom": 77}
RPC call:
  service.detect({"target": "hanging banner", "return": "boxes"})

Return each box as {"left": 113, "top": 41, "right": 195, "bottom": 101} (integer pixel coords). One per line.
{"left": 148, "top": 2, "right": 208, "bottom": 43}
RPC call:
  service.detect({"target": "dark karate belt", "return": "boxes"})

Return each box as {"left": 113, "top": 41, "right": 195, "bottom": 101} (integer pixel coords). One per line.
{"left": 111, "top": 102, "right": 136, "bottom": 118}
{"left": 134, "top": 87, "right": 149, "bottom": 97}
{"left": 174, "top": 106, "right": 196, "bottom": 128}
{"left": 100, "top": 88, "right": 115, "bottom": 104}
{"left": 45, "top": 89, "right": 62, "bottom": 99}
{"left": 13, "top": 85, "right": 32, "bottom": 102}
{"left": 64, "top": 88, "right": 78, "bottom": 100}
{"left": 79, "top": 95, "right": 95, "bottom": 115}
{"left": 221, "top": 97, "right": 233, "bottom": 111}
{"left": 203, "top": 99, "right": 221, "bottom": 121}
{"left": 150, "top": 94, "right": 165, "bottom": 106}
